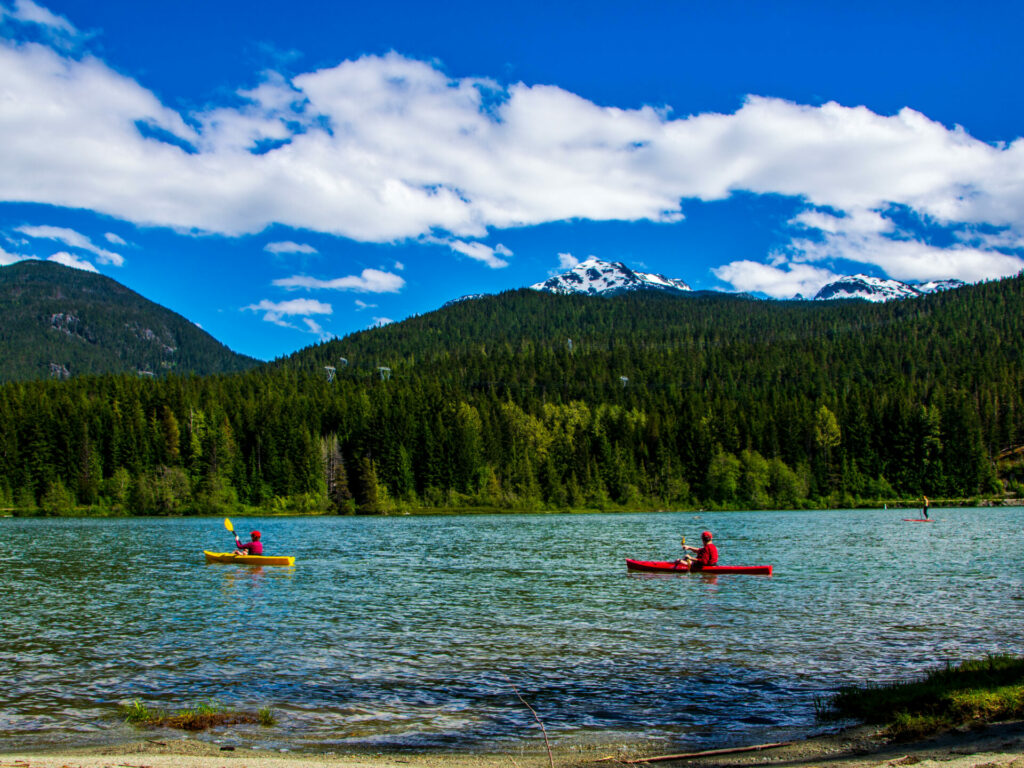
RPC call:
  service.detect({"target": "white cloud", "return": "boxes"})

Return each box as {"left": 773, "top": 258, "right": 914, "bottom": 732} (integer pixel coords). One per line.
{"left": 557, "top": 252, "right": 579, "bottom": 269}
{"left": 245, "top": 298, "right": 332, "bottom": 315}
{"left": 242, "top": 297, "right": 332, "bottom": 329}
{"left": 354, "top": 299, "right": 376, "bottom": 310}
{"left": 393, "top": 261, "right": 405, "bottom": 271}
{"left": 371, "top": 316, "right": 394, "bottom": 327}
{"left": 787, "top": 227, "right": 1024, "bottom": 284}
{"left": 440, "top": 239, "right": 511, "bottom": 268}
{"left": 711, "top": 206, "right": 1024, "bottom": 295}
{"left": 16, "top": 224, "right": 124, "bottom": 265}
{"left": 47, "top": 250, "right": 97, "bottom": 272}
{"left": 264, "top": 240, "right": 317, "bottom": 254}
{"left": 955, "top": 226, "right": 1024, "bottom": 251}
{"left": 10, "top": 0, "right": 76, "bottom": 35}
{"left": 303, "top": 317, "right": 334, "bottom": 339}
{"left": 273, "top": 268, "right": 405, "bottom": 292}
{"left": 104, "top": 232, "right": 127, "bottom": 246}
{"left": 0, "top": 244, "right": 27, "bottom": 265}
{"left": 3, "top": 29, "right": 1024, "bottom": 285}
{"left": 712, "top": 260, "right": 839, "bottom": 298}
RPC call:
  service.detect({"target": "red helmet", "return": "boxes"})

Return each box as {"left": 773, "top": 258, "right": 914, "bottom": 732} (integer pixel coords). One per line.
{"left": 251, "top": 530, "right": 261, "bottom": 539}
{"left": 701, "top": 531, "right": 712, "bottom": 541}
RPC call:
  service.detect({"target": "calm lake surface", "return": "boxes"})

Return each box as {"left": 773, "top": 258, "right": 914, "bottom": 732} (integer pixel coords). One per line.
{"left": 2, "top": 509, "right": 1022, "bottom": 754}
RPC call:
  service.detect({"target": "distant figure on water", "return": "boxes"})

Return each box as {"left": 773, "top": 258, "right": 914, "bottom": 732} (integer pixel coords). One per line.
{"left": 235, "top": 530, "right": 263, "bottom": 555}
{"left": 922, "top": 495, "right": 930, "bottom": 520}
{"left": 678, "top": 530, "right": 718, "bottom": 568}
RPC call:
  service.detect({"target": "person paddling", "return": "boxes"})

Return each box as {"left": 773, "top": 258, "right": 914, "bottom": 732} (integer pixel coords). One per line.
{"left": 235, "top": 530, "right": 263, "bottom": 555}
{"left": 678, "top": 530, "right": 718, "bottom": 569}
{"left": 922, "top": 495, "right": 930, "bottom": 520}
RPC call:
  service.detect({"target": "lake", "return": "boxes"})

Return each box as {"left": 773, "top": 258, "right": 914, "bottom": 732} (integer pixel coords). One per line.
{"left": 1, "top": 509, "right": 1022, "bottom": 754}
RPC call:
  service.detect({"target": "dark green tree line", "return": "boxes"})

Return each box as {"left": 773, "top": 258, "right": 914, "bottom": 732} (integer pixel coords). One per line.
{"left": 1, "top": 274, "right": 1022, "bottom": 514}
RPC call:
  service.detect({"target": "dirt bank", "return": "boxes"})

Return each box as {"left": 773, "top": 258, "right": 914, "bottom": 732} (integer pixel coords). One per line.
{"left": 2, "top": 721, "right": 1023, "bottom": 768}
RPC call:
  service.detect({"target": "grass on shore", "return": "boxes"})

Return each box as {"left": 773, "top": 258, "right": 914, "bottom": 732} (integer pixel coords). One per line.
{"left": 119, "top": 699, "right": 276, "bottom": 731}
{"left": 819, "top": 655, "right": 1024, "bottom": 740}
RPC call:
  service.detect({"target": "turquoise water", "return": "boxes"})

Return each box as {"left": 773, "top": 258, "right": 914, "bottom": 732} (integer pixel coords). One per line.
{"left": 1, "top": 509, "right": 1022, "bottom": 754}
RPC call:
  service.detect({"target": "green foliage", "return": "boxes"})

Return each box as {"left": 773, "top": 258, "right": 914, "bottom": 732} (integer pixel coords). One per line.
{"left": 0, "top": 260, "right": 258, "bottom": 382}
{"left": 706, "top": 449, "right": 742, "bottom": 503}
{"left": 118, "top": 698, "right": 266, "bottom": 731}
{"left": 821, "top": 654, "right": 1024, "bottom": 739}
{"left": 118, "top": 699, "right": 166, "bottom": 724}
{"left": 40, "top": 479, "right": 75, "bottom": 515}
{"left": 2, "top": 274, "right": 1024, "bottom": 514}
{"left": 257, "top": 706, "right": 277, "bottom": 726}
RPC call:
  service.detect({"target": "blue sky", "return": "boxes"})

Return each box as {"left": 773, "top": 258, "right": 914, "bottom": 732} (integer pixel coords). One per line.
{"left": 1, "top": 1, "right": 1023, "bottom": 360}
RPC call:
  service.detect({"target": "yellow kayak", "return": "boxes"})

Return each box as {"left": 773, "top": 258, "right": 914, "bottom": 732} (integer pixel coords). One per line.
{"left": 203, "top": 550, "right": 295, "bottom": 566}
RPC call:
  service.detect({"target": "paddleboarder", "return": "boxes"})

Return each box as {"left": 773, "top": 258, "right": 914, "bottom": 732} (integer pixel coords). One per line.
{"left": 235, "top": 530, "right": 263, "bottom": 555}
{"left": 678, "top": 530, "right": 718, "bottom": 568}
{"left": 922, "top": 495, "right": 929, "bottom": 520}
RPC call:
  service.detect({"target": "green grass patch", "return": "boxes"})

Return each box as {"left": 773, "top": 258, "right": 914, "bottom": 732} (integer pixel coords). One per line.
{"left": 819, "top": 655, "right": 1024, "bottom": 740}
{"left": 118, "top": 699, "right": 276, "bottom": 731}
{"left": 257, "top": 706, "right": 276, "bottom": 726}
{"left": 119, "top": 699, "right": 167, "bottom": 724}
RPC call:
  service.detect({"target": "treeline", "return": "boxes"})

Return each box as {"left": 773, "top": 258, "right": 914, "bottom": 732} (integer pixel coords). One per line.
{"left": 1, "top": 275, "right": 1023, "bottom": 515}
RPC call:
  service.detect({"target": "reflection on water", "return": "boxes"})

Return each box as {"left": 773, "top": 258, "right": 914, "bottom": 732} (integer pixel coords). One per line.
{"left": 1, "top": 509, "right": 1022, "bottom": 753}
{"left": 628, "top": 572, "right": 720, "bottom": 585}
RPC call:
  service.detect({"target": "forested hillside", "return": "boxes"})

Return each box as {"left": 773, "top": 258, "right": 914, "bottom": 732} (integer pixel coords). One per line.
{"left": 2, "top": 273, "right": 1022, "bottom": 515}
{"left": 0, "top": 261, "right": 259, "bottom": 381}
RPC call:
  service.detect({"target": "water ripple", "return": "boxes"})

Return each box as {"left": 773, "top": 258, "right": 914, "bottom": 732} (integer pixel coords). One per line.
{"left": 1, "top": 510, "right": 1021, "bottom": 752}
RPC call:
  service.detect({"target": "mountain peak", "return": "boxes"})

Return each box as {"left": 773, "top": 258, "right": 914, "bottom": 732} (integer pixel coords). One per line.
{"left": 813, "top": 273, "right": 966, "bottom": 302}
{"left": 530, "top": 257, "right": 692, "bottom": 296}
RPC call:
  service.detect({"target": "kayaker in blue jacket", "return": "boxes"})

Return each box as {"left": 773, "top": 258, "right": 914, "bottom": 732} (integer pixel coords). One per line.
{"left": 235, "top": 530, "right": 263, "bottom": 555}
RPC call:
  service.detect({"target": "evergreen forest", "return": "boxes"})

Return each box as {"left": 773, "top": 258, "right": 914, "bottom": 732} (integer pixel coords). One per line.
{"left": 0, "top": 260, "right": 259, "bottom": 381}
{"left": 2, "top": 273, "right": 1023, "bottom": 516}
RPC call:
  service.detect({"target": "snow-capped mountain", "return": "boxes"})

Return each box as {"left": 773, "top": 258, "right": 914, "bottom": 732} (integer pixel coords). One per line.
{"left": 441, "top": 293, "right": 487, "bottom": 308}
{"left": 454, "top": 259, "right": 967, "bottom": 306}
{"left": 530, "top": 257, "right": 692, "bottom": 296}
{"left": 917, "top": 279, "right": 967, "bottom": 294}
{"left": 813, "top": 274, "right": 966, "bottom": 302}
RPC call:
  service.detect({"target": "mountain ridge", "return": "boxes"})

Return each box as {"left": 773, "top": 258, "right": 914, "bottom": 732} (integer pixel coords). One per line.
{"left": 811, "top": 273, "right": 966, "bottom": 302}
{"left": 0, "top": 260, "right": 259, "bottom": 382}
{"left": 530, "top": 256, "right": 693, "bottom": 295}
{"left": 523, "top": 257, "right": 966, "bottom": 302}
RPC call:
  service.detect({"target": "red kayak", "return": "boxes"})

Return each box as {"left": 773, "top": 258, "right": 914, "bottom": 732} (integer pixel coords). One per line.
{"left": 626, "top": 559, "right": 772, "bottom": 575}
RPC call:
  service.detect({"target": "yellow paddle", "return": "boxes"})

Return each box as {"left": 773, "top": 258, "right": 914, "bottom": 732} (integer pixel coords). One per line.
{"left": 674, "top": 536, "right": 687, "bottom": 568}
{"left": 224, "top": 518, "right": 240, "bottom": 550}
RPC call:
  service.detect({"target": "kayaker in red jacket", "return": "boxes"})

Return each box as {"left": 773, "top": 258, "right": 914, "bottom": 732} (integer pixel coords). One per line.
{"left": 679, "top": 530, "right": 718, "bottom": 568}
{"left": 235, "top": 530, "right": 263, "bottom": 555}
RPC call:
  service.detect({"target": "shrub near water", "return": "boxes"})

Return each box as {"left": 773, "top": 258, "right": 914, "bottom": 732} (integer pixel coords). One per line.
{"left": 821, "top": 655, "right": 1024, "bottom": 740}
{"left": 118, "top": 699, "right": 275, "bottom": 731}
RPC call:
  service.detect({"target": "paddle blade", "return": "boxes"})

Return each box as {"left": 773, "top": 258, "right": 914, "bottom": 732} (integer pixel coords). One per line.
{"left": 224, "top": 517, "right": 234, "bottom": 533}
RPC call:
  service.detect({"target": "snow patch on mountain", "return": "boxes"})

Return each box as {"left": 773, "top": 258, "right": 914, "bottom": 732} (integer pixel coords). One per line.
{"left": 813, "top": 274, "right": 966, "bottom": 302}
{"left": 441, "top": 293, "right": 487, "bottom": 308}
{"left": 531, "top": 257, "right": 692, "bottom": 296}
{"left": 917, "top": 279, "right": 967, "bottom": 294}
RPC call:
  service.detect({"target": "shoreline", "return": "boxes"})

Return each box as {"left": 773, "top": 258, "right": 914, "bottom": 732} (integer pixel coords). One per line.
{"left": 3, "top": 497, "right": 1021, "bottom": 519}
{"left": 3, "top": 721, "right": 1023, "bottom": 768}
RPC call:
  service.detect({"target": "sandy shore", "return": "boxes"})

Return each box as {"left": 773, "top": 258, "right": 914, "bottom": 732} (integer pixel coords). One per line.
{"left": 2, "top": 721, "right": 1022, "bottom": 768}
